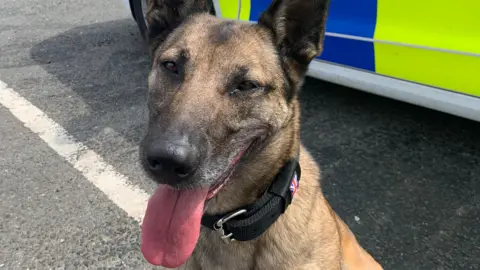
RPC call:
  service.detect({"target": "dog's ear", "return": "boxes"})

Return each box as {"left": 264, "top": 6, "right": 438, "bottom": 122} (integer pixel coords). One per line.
{"left": 258, "top": 0, "right": 330, "bottom": 90}
{"left": 146, "top": 0, "right": 207, "bottom": 53}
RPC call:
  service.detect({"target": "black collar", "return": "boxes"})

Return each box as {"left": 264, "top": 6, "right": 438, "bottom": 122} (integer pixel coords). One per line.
{"left": 201, "top": 149, "right": 301, "bottom": 243}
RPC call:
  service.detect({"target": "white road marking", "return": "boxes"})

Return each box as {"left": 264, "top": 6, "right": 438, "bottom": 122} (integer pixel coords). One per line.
{"left": 0, "top": 80, "right": 150, "bottom": 224}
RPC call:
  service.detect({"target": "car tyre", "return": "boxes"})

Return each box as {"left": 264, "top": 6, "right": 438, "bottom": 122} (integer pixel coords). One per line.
{"left": 132, "top": 0, "right": 148, "bottom": 41}
{"left": 131, "top": 0, "right": 216, "bottom": 42}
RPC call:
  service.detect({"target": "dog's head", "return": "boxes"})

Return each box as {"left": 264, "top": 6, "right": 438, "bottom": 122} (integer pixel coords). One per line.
{"left": 139, "top": 0, "right": 330, "bottom": 267}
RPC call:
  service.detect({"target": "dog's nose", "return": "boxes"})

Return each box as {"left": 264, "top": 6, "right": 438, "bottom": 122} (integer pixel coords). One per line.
{"left": 145, "top": 139, "right": 199, "bottom": 183}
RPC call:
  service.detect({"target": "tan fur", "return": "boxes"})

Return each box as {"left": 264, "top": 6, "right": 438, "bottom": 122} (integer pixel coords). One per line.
{"left": 141, "top": 0, "right": 384, "bottom": 269}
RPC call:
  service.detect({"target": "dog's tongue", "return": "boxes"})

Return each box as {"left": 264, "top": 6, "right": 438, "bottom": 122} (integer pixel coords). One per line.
{"left": 141, "top": 184, "right": 209, "bottom": 268}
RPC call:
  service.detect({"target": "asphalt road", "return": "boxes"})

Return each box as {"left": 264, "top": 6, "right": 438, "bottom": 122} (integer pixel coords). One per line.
{"left": 1, "top": 0, "right": 479, "bottom": 269}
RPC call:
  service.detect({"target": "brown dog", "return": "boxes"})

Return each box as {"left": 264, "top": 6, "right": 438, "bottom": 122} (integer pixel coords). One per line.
{"left": 138, "top": 0, "right": 383, "bottom": 269}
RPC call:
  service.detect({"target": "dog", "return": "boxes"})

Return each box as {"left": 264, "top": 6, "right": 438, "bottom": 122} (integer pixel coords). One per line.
{"left": 138, "top": 0, "right": 383, "bottom": 269}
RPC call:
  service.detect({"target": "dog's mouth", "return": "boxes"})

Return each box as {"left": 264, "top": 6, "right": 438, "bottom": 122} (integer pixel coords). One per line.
{"left": 206, "top": 140, "right": 256, "bottom": 200}
{"left": 140, "top": 138, "right": 258, "bottom": 268}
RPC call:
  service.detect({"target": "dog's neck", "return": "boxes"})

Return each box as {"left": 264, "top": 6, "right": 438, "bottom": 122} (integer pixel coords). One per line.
{"left": 201, "top": 145, "right": 300, "bottom": 242}
{"left": 205, "top": 101, "right": 300, "bottom": 215}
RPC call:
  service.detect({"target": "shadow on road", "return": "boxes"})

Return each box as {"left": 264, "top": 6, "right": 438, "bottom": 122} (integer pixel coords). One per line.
{"left": 30, "top": 19, "right": 480, "bottom": 269}
{"left": 31, "top": 19, "right": 150, "bottom": 146}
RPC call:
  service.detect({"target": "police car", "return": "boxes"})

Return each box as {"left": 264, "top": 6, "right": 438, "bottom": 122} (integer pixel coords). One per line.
{"left": 124, "top": 0, "right": 480, "bottom": 122}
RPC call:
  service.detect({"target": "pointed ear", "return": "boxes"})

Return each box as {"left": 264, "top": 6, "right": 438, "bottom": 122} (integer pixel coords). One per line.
{"left": 258, "top": 0, "right": 331, "bottom": 73}
{"left": 146, "top": 0, "right": 208, "bottom": 53}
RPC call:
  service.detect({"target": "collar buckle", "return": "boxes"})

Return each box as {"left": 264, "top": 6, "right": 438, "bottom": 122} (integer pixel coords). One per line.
{"left": 212, "top": 209, "right": 247, "bottom": 244}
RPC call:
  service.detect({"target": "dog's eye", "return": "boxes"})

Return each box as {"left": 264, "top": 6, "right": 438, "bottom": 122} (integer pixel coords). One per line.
{"left": 236, "top": 81, "right": 260, "bottom": 92}
{"left": 162, "top": 61, "right": 178, "bottom": 74}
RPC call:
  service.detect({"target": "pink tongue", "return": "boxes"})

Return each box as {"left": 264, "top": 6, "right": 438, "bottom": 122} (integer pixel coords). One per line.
{"left": 141, "top": 184, "right": 209, "bottom": 268}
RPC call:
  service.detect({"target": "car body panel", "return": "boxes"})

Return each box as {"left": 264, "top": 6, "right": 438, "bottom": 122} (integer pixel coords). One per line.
{"left": 237, "top": 0, "right": 480, "bottom": 97}
{"left": 374, "top": 0, "right": 480, "bottom": 97}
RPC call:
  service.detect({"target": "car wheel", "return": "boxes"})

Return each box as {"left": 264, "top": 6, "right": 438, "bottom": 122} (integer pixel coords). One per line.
{"left": 132, "top": 0, "right": 148, "bottom": 41}
{"left": 132, "top": 0, "right": 216, "bottom": 41}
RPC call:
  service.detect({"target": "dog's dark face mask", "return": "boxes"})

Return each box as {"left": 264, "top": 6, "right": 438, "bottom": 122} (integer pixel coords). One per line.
{"left": 138, "top": 0, "right": 330, "bottom": 267}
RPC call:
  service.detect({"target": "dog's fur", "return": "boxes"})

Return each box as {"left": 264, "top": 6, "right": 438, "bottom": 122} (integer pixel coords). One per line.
{"left": 139, "top": 0, "right": 383, "bottom": 269}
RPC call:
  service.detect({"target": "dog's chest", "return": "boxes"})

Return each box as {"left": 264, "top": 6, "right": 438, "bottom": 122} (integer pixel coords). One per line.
{"left": 183, "top": 231, "right": 256, "bottom": 270}
{"left": 181, "top": 232, "right": 307, "bottom": 270}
